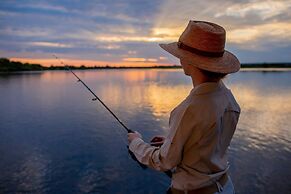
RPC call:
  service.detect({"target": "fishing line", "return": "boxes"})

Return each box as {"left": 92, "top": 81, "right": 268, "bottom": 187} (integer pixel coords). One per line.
{"left": 53, "top": 54, "right": 133, "bottom": 136}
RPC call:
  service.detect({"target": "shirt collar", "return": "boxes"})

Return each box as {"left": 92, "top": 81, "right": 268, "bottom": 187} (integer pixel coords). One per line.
{"left": 190, "top": 80, "right": 225, "bottom": 96}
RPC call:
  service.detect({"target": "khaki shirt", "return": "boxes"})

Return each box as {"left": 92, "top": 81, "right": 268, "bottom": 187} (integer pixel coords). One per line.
{"left": 129, "top": 81, "right": 240, "bottom": 191}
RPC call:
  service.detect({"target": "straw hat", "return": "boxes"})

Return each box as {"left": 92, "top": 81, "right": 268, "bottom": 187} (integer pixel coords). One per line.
{"left": 159, "top": 20, "right": 240, "bottom": 74}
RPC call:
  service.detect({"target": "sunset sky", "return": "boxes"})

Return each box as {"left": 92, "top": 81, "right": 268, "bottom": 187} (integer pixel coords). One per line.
{"left": 0, "top": 0, "right": 291, "bottom": 66}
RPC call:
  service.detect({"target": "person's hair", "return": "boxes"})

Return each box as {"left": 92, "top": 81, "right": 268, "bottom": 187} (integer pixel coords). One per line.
{"left": 199, "top": 68, "right": 227, "bottom": 81}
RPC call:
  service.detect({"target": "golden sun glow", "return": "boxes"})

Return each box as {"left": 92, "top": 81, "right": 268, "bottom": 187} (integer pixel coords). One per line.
{"left": 227, "top": 22, "right": 291, "bottom": 44}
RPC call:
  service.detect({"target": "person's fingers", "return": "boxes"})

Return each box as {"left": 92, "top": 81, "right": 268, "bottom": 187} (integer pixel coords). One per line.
{"left": 151, "top": 137, "right": 159, "bottom": 142}
{"left": 150, "top": 142, "right": 163, "bottom": 147}
{"left": 128, "top": 132, "right": 142, "bottom": 143}
{"left": 151, "top": 136, "right": 164, "bottom": 142}
{"left": 150, "top": 141, "right": 163, "bottom": 144}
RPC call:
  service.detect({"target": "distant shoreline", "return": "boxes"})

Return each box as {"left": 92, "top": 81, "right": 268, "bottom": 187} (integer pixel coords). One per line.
{"left": 1, "top": 58, "right": 291, "bottom": 72}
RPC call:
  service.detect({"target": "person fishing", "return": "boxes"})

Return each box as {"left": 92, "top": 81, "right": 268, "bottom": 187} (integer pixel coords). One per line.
{"left": 128, "top": 20, "right": 241, "bottom": 194}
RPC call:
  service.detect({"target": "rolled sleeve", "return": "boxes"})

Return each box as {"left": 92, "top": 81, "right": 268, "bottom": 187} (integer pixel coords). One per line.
{"left": 128, "top": 105, "right": 198, "bottom": 171}
{"left": 129, "top": 138, "right": 144, "bottom": 152}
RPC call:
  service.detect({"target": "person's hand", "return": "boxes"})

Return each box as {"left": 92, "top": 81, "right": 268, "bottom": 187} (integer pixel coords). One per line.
{"left": 150, "top": 136, "right": 165, "bottom": 147}
{"left": 128, "top": 131, "right": 142, "bottom": 144}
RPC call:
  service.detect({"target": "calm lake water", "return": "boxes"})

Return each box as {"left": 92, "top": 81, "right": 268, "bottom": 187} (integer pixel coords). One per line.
{"left": 0, "top": 69, "right": 290, "bottom": 194}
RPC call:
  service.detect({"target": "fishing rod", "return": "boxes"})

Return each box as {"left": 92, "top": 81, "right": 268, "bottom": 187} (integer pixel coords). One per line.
{"left": 53, "top": 55, "right": 172, "bottom": 177}
{"left": 53, "top": 55, "right": 149, "bottom": 170}
{"left": 53, "top": 54, "right": 133, "bottom": 134}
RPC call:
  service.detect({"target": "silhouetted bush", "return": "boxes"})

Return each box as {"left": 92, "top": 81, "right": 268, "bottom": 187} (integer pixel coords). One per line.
{"left": 0, "top": 58, "right": 45, "bottom": 72}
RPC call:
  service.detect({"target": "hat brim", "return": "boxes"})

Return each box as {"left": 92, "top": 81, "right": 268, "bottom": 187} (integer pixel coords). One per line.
{"left": 159, "top": 42, "right": 240, "bottom": 74}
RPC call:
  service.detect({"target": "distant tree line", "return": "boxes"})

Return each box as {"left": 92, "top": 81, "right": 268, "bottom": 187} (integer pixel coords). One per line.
{"left": 0, "top": 58, "right": 45, "bottom": 72}
{"left": 242, "top": 63, "right": 291, "bottom": 68}
{"left": 1, "top": 58, "right": 291, "bottom": 72}
{"left": 0, "top": 58, "right": 181, "bottom": 72}
{"left": 0, "top": 58, "right": 95, "bottom": 72}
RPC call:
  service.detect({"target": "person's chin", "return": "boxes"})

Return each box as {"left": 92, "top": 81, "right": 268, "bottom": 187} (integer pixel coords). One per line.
{"left": 184, "top": 71, "right": 190, "bottom": 76}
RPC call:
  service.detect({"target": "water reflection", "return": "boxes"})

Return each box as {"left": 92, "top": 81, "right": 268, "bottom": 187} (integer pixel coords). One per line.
{"left": 225, "top": 74, "right": 291, "bottom": 152}
{"left": 11, "top": 149, "right": 49, "bottom": 193}
{"left": 0, "top": 69, "right": 290, "bottom": 194}
{"left": 146, "top": 84, "right": 190, "bottom": 117}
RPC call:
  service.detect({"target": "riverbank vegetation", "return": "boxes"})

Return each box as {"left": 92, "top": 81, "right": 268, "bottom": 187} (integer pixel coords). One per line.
{"left": 1, "top": 58, "right": 291, "bottom": 72}
{"left": 0, "top": 58, "right": 45, "bottom": 71}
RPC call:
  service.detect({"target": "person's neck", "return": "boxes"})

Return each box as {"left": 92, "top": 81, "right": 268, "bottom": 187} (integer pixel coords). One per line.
{"left": 190, "top": 74, "right": 219, "bottom": 87}
{"left": 190, "top": 75, "right": 209, "bottom": 87}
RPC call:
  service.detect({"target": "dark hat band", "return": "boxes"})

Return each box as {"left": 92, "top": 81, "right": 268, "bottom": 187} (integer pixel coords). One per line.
{"left": 177, "top": 41, "right": 224, "bottom": 58}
